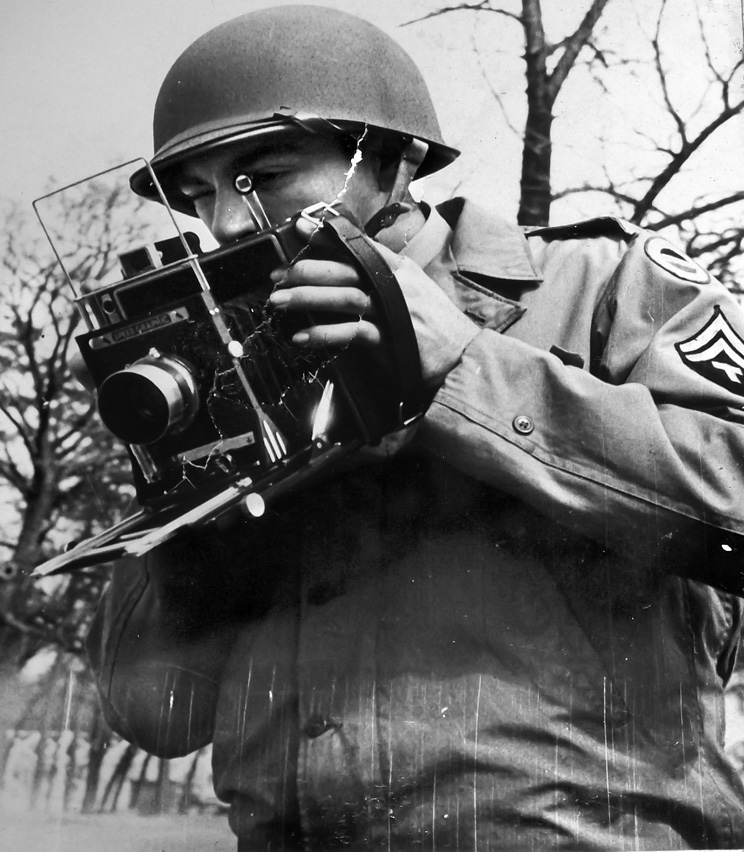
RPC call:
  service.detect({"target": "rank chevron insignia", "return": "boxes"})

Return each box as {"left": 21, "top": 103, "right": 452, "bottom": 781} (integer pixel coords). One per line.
{"left": 676, "top": 306, "right": 744, "bottom": 394}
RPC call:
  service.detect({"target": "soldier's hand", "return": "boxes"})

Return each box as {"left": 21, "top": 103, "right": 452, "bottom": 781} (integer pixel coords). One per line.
{"left": 268, "top": 214, "right": 478, "bottom": 390}
{"left": 267, "top": 256, "right": 382, "bottom": 349}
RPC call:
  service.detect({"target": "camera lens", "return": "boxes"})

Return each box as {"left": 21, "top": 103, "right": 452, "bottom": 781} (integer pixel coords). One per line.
{"left": 97, "top": 357, "right": 199, "bottom": 445}
{"left": 130, "top": 378, "right": 168, "bottom": 424}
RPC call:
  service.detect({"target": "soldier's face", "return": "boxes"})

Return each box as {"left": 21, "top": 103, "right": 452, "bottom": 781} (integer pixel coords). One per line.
{"left": 174, "top": 134, "right": 387, "bottom": 245}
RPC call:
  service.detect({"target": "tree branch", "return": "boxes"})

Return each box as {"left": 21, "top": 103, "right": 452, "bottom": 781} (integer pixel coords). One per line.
{"left": 630, "top": 96, "right": 744, "bottom": 222}
{"left": 546, "top": 0, "right": 613, "bottom": 103}
{"left": 402, "top": 2, "right": 521, "bottom": 28}
{"left": 645, "top": 192, "right": 744, "bottom": 230}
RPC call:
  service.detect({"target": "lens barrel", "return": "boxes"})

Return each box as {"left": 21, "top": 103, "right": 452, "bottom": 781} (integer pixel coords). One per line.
{"left": 97, "top": 356, "right": 199, "bottom": 445}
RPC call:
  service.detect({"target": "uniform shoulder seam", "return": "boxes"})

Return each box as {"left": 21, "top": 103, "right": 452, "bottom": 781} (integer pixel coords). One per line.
{"left": 525, "top": 217, "right": 641, "bottom": 242}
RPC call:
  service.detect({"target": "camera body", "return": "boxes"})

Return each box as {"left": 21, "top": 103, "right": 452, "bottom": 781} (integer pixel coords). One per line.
{"left": 32, "top": 158, "right": 424, "bottom": 575}
{"left": 75, "top": 207, "right": 422, "bottom": 513}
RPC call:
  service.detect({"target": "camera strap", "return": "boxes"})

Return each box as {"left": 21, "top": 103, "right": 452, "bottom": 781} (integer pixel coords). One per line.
{"left": 316, "top": 211, "right": 426, "bottom": 427}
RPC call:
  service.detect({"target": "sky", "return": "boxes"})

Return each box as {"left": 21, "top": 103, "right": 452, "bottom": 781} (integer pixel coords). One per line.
{"left": 2, "top": 0, "right": 743, "bottom": 226}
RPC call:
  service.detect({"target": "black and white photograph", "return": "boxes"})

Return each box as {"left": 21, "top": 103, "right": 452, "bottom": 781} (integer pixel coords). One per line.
{"left": 1, "top": 1, "right": 744, "bottom": 850}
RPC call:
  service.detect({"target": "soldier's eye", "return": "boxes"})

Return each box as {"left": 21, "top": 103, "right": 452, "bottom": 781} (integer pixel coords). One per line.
{"left": 180, "top": 182, "right": 213, "bottom": 201}
{"left": 251, "top": 171, "right": 287, "bottom": 189}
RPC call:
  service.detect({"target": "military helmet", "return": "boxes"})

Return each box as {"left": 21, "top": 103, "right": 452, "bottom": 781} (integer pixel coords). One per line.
{"left": 130, "top": 5, "right": 459, "bottom": 214}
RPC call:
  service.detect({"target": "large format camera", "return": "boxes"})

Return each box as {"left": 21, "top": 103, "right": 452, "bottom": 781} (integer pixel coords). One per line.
{"left": 33, "top": 162, "right": 424, "bottom": 574}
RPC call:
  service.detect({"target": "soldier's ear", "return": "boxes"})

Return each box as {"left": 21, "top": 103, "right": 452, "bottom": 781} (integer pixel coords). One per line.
{"left": 375, "top": 155, "right": 401, "bottom": 194}
{"left": 357, "top": 134, "right": 402, "bottom": 194}
{"left": 371, "top": 136, "right": 429, "bottom": 200}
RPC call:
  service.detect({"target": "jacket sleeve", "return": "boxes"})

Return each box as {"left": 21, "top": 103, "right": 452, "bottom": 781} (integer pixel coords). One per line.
{"left": 86, "top": 532, "right": 243, "bottom": 758}
{"left": 419, "top": 230, "right": 744, "bottom": 591}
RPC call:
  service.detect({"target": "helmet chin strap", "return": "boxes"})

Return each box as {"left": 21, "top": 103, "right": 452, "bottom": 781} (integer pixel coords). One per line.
{"left": 364, "top": 139, "right": 429, "bottom": 239}
{"left": 274, "top": 115, "right": 429, "bottom": 240}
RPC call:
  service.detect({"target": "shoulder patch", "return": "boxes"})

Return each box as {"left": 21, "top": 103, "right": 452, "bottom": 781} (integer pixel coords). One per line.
{"left": 526, "top": 217, "right": 640, "bottom": 242}
{"left": 676, "top": 306, "right": 744, "bottom": 394}
{"left": 644, "top": 236, "right": 710, "bottom": 284}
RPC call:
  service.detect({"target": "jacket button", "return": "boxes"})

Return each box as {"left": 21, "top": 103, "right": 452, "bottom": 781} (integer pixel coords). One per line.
{"left": 303, "top": 714, "right": 335, "bottom": 738}
{"left": 513, "top": 415, "right": 534, "bottom": 435}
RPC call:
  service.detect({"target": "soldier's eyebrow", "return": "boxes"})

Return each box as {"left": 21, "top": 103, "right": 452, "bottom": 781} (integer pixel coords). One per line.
{"left": 174, "top": 136, "right": 334, "bottom": 194}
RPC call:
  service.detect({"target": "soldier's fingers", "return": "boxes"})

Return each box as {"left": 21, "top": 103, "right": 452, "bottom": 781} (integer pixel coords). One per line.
{"left": 291, "top": 320, "right": 382, "bottom": 349}
{"left": 269, "top": 285, "right": 374, "bottom": 318}
{"left": 271, "top": 259, "right": 359, "bottom": 289}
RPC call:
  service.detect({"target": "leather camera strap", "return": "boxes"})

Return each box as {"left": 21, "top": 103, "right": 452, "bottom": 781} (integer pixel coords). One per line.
{"left": 318, "top": 212, "right": 426, "bottom": 426}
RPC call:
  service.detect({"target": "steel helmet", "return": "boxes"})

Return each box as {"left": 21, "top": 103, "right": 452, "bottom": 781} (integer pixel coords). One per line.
{"left": 130, "top": 5, "right": 459, "bottom": 214}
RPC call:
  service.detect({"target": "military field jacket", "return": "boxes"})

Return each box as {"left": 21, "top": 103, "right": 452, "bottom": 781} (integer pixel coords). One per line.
{"left": 88, "top": 199, "right": 744, "bottom": 850}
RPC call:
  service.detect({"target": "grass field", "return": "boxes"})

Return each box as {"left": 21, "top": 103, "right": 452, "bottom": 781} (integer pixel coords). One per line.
{"left": 0, "top": 810, "right": 235, "bottom": 852}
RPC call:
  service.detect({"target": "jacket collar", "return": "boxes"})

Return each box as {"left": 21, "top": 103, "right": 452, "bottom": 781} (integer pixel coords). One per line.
{"left": 440, "top": 197, "right": 543, "bottom": 283}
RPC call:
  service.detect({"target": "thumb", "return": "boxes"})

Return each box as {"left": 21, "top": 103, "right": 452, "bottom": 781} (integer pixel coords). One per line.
{"left": 295, "top": 214, "right": 322, "bottom": 243}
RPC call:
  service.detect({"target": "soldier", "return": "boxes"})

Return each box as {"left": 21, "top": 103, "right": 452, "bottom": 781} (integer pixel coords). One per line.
{"left": 87, "top": 6, "right": 744, "bottom": 850}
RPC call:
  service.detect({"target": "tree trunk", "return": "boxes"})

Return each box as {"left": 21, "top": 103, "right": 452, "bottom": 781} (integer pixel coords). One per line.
{"left": 519, "top": 106, "right": 553, "bottom": 226}
{"left": 100, "top": 742, "right": 137, "bottom": 812}
{"left": 518, "top": 0, "right": 553, "bottom": 226}
{"left": 11, "top": 468, "right": 57, "bottom": 578}
{"left": 129, "top": 753, "right": 151, "bottom": 811}
{"left": 63, "top": 727, "right": 78, "bottom": 812}
{"left": 30, "top": 720, "right": 51, "bottom": 810}
{"left": 81, "top": 700, "right": 109, "bottom": 813}
{"left": 178, "top": 748, "right": 203, "bottom": 814}
{"left": 154, "top": 757, "right": 168, "bottom": 814}
{"left": 0, "top": 664, "right": 56, "bottom": 794}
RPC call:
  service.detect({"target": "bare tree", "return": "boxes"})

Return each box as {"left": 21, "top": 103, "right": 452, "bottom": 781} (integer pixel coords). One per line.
{"left": 552, "top": 0, "right": 744, "bottom": 287}
{"left": 407, "top": 0, "right": 744, "bottom": 285}
{"left": 0, "top": 181, "right": 143, "bottom": 662}
{"left": 406, "top": 0, "right": 613, "bottom": 225}
{"left": 0, "top": 180, "right": 155, "bottom": 819}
